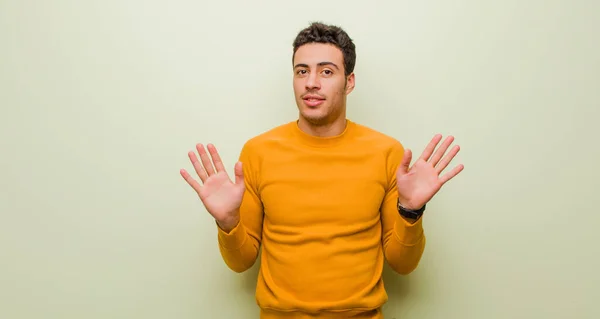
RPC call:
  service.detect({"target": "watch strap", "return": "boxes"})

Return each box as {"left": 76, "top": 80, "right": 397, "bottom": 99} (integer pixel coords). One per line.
{"left": 397, "top": 199, "right": 425, "bottom": 219}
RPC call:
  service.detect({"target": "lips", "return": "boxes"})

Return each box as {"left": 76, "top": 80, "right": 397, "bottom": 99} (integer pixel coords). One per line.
{"left": 302, "top": 94, "right": 325, "bottom": 107}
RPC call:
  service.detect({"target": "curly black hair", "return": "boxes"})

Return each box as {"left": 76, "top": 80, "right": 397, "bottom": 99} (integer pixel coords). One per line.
{"left": 292, "top": 22, "right": 356, "bottom": 76}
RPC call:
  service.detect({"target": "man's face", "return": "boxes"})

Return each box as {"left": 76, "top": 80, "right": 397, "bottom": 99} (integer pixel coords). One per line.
{"left": 292, "top": 43, "right": 355, "bottom": 126}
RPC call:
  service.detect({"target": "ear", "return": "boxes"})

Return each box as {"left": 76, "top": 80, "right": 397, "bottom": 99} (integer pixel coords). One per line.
{"left": 345, "top": 72, "right": 355, "bottom": 94}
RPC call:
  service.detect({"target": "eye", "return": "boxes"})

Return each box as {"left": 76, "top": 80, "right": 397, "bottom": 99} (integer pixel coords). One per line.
{"left": 296, "top": 69, "right": 307, "bottom": 75}
{"left": 322, "top": 69, "right": 333, "bottom": 76}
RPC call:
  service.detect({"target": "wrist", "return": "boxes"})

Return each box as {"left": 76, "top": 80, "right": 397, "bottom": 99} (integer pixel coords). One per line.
{"left": 216, "top": 211, "right": 240, "bottom": 233}
{"left": 397, "top": 199, "right": 425, "bottom": 220}
{"left": 397, "top": 197, "right": 422, "bottom": 211}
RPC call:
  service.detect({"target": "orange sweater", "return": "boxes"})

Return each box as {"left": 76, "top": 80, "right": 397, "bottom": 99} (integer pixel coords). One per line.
{"left": 217, "top": 120, "right": 426, "bottom": 318}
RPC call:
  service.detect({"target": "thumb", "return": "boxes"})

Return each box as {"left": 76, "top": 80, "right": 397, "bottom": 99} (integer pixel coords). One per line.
{"left": 399, "top": 149, "right": 412, "bottom": 174}
{"left": 234, "top": 161, "right": 244, "bottom": 185}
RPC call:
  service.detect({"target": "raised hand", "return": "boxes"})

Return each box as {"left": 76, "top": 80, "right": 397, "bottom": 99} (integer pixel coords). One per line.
{"left": 180, "top": 143, "right": 244, "bottom": 231}
{"left": 396, "top": 134, "right": 464, "bottom": 211}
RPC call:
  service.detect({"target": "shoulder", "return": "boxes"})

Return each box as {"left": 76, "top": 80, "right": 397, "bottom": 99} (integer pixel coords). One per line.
{"left": 243, "top": 121, "right": 294, "bottom": 148}
{"left": 351, "top": 121, "right": 406, "bottom": 181}
{"left": 239, "top": 121, "right": 295, "bottom": 158}
{"left": 351, "top": 121, "right": 405, "bottom": 156}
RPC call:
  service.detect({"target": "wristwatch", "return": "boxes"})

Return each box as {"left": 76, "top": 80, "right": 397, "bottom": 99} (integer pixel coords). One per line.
{"left": 397, "top": 199, "right": 426, "bottom": 219}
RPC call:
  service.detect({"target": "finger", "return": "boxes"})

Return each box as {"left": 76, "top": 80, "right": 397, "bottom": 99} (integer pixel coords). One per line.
{"left": 180, "top": 168, "right": 202, "bottom": 193}
{"left": 207, "top": 144, "right": 227, "bottom": 173}
{"left": 418, "top": 134, "right": 443, "bottom": 162}
{"left": 196, "top": 143, "right": 216, "bottom": 176}
{"left": 234, "top": 161, "right": 244, "bottom": 185}
{"left": 188, "top": 151, "right": 208, "bottom": 183}
{"left": 398, "top": 148, "right": 412, "bottom": 174}
{"left": 435, "top": 145, "right": 460, "bottom": 174}
{"left": 440, "top": 164, "right": 464, "bottom": 185}
{"left": 429, "top": 135, "right": 454, "bottom": 167}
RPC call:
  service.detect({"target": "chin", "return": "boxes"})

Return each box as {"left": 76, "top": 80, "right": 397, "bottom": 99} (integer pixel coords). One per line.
{"left": 297, "top": 101, "right": 331, "bottom": 125}
{"left": 300, "top": 113, "right": 330, "bottom": 126}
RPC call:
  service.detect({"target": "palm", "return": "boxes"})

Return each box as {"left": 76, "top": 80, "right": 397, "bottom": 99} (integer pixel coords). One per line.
{"left": 198, "top": 171, "right": 244, "bottom": 220}
{"left": 396, "top": 135, "right": 464, "bottom": 210}
{"left": 180, "top": 143, "right": 245, "bottom": 221}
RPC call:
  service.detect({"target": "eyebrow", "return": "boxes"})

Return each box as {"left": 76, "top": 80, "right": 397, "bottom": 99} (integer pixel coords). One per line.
{"left": 294, "top": 62, "right": 340, "bottom": 70}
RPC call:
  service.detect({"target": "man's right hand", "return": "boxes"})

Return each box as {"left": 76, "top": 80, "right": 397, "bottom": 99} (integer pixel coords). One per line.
{"left": 180, "top": 143, "right": 245, "bottom": 232}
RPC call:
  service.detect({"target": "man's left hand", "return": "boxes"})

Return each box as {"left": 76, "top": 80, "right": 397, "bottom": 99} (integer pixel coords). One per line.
{"left": 396, "top": 134, "right": 464, "bottom": 210}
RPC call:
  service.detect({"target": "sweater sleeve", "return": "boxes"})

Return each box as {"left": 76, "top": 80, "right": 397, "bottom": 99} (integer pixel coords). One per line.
{"left": 380, "top": 141, "right": 426, "bottom": 275}
{"left": 216, "top": 142, "right": 264, "bottom": 273}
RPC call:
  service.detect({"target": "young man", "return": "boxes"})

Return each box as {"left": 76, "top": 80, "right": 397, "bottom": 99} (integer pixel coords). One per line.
{"left": 180, "top": 22, "right": 464, "bottom": 319}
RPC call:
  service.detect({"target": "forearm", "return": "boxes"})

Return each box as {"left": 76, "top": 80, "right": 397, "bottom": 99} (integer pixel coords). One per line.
{"left": 217, "top": 220, "right": 261, "bottom": 273}
{"left": 382, "top": 216, "right": 426, "bottom": 275}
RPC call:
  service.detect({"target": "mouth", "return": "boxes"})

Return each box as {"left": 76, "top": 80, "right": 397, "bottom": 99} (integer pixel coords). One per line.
{"left": 302, "top": 94, "right": 325, "bottom": 107}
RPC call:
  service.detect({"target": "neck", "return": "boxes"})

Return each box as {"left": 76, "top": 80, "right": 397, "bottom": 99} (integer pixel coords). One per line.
{"left": 297, "top": 116, "right": 347, "bottom": 137}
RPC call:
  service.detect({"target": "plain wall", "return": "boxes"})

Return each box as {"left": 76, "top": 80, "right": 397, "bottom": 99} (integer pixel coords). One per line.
{"left": 1, "top": 0, "right": 599, "bottom": 318}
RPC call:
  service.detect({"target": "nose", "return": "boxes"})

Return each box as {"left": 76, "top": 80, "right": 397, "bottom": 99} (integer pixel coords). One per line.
{"left": 305, "top": 72, "right": 321, "bottom": 90}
